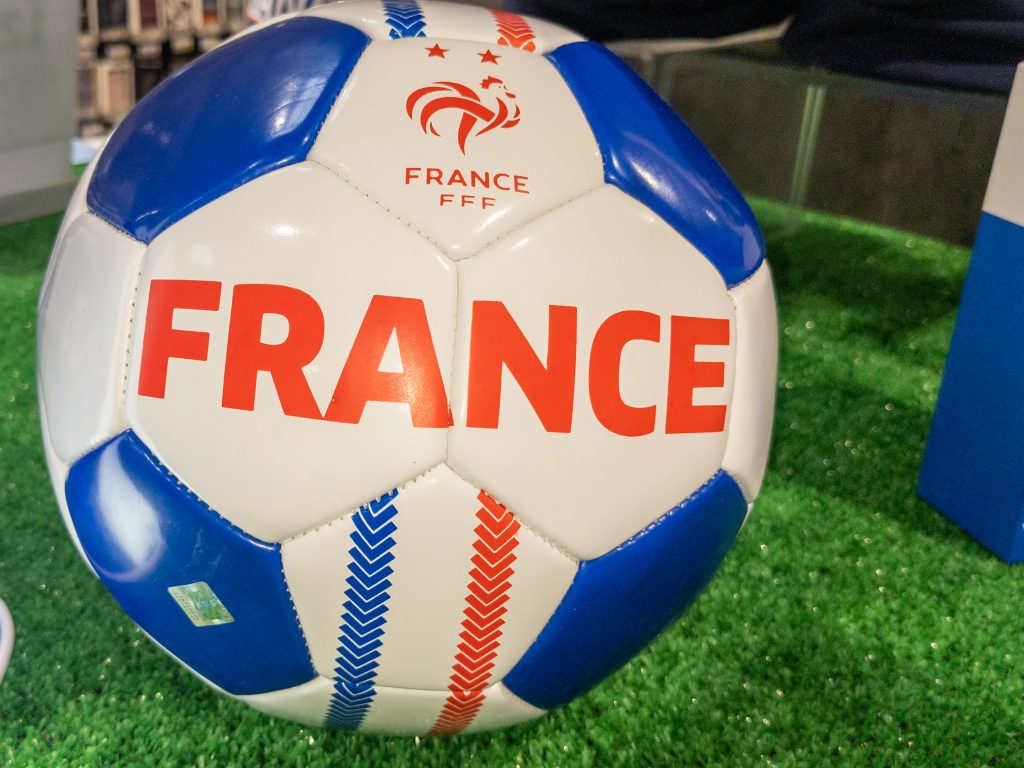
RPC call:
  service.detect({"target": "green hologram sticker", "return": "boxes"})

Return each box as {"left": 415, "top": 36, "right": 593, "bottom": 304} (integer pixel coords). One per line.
{"left": 167, "top": 582, "right": 234, "bottom": 627}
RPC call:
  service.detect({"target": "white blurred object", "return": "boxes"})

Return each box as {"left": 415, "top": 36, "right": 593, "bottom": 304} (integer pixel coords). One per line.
{"left": 0, "top": 598, "right": 13, "bottom": 686}
{"left": 70, "top": 135, "right": 107, "bottom": 166}
{"left": 245, "top": 0, "right": 320, "bottom": 24}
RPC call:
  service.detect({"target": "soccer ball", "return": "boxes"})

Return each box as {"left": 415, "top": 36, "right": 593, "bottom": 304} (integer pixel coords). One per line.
{"left": 37, "top": 1, "right": 777, "bottom": 735}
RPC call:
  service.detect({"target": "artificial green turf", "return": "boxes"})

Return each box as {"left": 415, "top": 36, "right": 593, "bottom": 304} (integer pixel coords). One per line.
{"left": 1, "top": 201, "right": 1019, "bottom": 767}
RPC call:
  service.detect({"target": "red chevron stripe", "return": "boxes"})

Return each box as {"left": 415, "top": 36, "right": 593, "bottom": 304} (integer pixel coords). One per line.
{"left": 463, "top": 603, "right": 508, "bottom": 626}
{"left": 455, "top": 649, "right": 498, "bottom": 668}
{"left": 450, "top": 670, "right": 492, "bottom": 690}
{"left": 472, "top": 551, "right": 516, "bottom": 575}
{"left": 476, "top": 520, "right": 516, "bottom": 546}
{"left": 491, "top": 10, "right": 537, "bottom": 52}
{"left": 460, "top": 626, "right": 502, "bottom": 649}
{"left": 429, "top": 491, "right": 521, "bottom": 736}
{"left": 467, "top": 579, "right": 511, "bottom": 602}
{"left": 468, "top": 565, "right": 513, "bottom": 592}
{"left": 474, "top": 534, "right": 518, "bottom": 560}
{"left": 452, "top": 658, "right": 497, "bottom": 678}
{"left": 458, "top": 637, "right": 500, "bottom": 658}
{"left": 466, "top": 591, "right": 509, "bottom": 616}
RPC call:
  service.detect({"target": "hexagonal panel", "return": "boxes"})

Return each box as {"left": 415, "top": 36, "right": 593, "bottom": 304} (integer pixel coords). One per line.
{"left": 280, "top": 463, "right": 576, "bottom": 697}
{"left": 309, "top": 37, "right": 602, "bottom": 259}
{"left": 361, "top": 680, "right": 543, "bottom": 735}
{"left": 125, "top": 161, "right": 456, "bottom": 541}
{"left": 306, "top": 1, "right": 582, "bottom": 52}
{"left": 447, "top": 185, "right": 737, "bottom": 560}
{"left": 38, "top": 213, "right": 143, "bottom": 464}
{"left": 235, "top": 675, "right": 335, "bottom": 728}
{"left": 721, "top": 263, "right": 778, "bottom": 502}
{"left": 237, "top": 676, "right": 543, "bottom": 734}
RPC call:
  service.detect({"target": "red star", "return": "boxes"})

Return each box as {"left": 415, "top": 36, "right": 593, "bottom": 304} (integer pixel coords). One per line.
{"left": 426, "top": 43, "right": 448, "bottom": 58}
{"left": 478, "top": 49, "right": 501, "bottom": 64}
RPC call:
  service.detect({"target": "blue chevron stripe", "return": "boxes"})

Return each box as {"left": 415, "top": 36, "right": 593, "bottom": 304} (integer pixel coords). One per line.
{"left": 382, "top": 0, "right": 426, "bottom": 39}
{"left": 323, "top": 490, "right": 399, "bottom": 730}
{"left": 325, "top": 680, "right": 376, "bottom": 730}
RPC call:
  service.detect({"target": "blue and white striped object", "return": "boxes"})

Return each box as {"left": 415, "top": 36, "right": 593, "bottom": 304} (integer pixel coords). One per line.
{"left": 920, "top": 63, "right": 1024, "bottom": 562}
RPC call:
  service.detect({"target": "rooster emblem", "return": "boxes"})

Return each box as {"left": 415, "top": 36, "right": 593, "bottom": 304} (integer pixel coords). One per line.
{"left": 406, "top": 76, "right": 521, "bottom": 154}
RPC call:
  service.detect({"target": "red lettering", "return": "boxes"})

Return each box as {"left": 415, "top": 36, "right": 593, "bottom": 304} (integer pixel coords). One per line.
{"left": 138, "top": 279, "right": 221, "bottom": 399}
{"left": 482, "top": 197, "right": 495, "bottom": 209}
{"left": 404, "top": 167, "right": 421, "bottom": 184}
{"left": 325, "top": 295, "right": 449, "bottom": 427}
{"left": 467, "top": 301, "right": 577, "bottom": 433}
{"left": 426, "top": 168, "right": 443, "bottom": 184}
{"left": 440, "top": 193, "right": 454, "bottom": 206}
{"left": 493, "top": 173, "right": 511, "bottom": 191}
{"left": 470, "top": 170, "right": 490, "bottom": 187}
{"left": 665, "top": 316, "right": 729, "bottom": 433}
{"left": 513, "top": 175, "right": 528, "bottom": 193}
{"left": 589, "top": 311, "right": 660, "bottom": 436}
{"left": 221, "top": 284, "right": 324, "bottom": 419}
{"left": 449, "top": 169, "right": 466, "bottom": 186}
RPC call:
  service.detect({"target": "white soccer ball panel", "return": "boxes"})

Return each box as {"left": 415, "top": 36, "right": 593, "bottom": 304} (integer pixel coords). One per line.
{"left": 360, "top": 680, "right": 544, "bottom": 735}
{"left": 36, "top": 386, "right": 95, "bottom": 573}
{"left": 38, "top": 214, "right": 142, "bottom": 464}
{"left": 308, "top": 37, "right": 602, "bottom": 259}
{"left": 236, "top": 675, "right": 336, "bottom": 727}
{"left": 44, "top": 143, "right": 107, "bottom": 297}
{"left": 281, "top": 463, "right": 576, "bottom": 690}
{"left": 721, "top": 263, "right": 777, "bottom": 502}
{"left": 305, "top": 0, "right": 583, "bottom": 52}
{"left": 459, "top": 683, "right": 545, "bottom": 734}
{"left": 237, "top": 676, "right": 543, "bottom": 734}
{"left": 125, "top": 161, "right": 456, "bottom": 542}
{"left": 447, "top": 185, "right": 737, "bottom": 560}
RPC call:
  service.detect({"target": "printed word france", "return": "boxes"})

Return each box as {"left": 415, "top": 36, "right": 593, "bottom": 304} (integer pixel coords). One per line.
{"left": 404, "top": 166, "right": 529, "bottom": 210}
{"left": 137, "top": 280, "right": 731, "bottom": 437}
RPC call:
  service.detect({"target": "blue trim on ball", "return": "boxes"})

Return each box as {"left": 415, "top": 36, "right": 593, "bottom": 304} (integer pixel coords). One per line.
{"left": 382, "top": 0, "right": 427, "bottom": 39}
{"left": 546, "top": 42, "right": 764, "bottom": 288}
{"left": 65, "top": 430, "right": 316, "bottom": 696}
{"left": 324, "top": 491, "right": 399, "bottom": 730}
{"left": 503, "top": 470, "right": 748, "bottom": 710}
{"left": 87, "top": 17, "right": 369, "bottom": 243}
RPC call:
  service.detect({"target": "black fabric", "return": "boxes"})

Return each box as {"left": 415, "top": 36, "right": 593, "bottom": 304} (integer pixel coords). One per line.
{"left": 781, "top": 1, "right": 1024, "bottom": 94}
{"left": 505, "top": 0, "right": 798, "bottom": 41}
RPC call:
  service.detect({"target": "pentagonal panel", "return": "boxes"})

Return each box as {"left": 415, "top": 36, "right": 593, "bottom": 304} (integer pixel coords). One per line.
{"left": 306, "top": 1, "right": 582, "bottom": 52}
{"left": 237, "top": 676, "right": 543, "bottom": 735}
{"left": 37, "top": 214, "right": 143, "bottom": 464}
{"left": 309, "top": 37, "right": 602, "bottom": 259}
{"left": 65, "top": 430, "right": 316, "bottom": 696}
{"left": 281, "top": 464, "right": 576, "bottom": 701}
{"left": 87, "top": 16, "right": 368, "bottom": 243}
{"left": 448, "top": 185, "right": 737, "bottom": 560}
{"left": 503, "top": 470, "right": 748, "bottom": 710}
{"left": 547, "top": 41, "right": 765, "bottom": 288}
{"left": 126, "top": 162, "right": 456, "bottom": 541}
{"left": 721, "top": 263, "right": 778, "bottom": 502}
